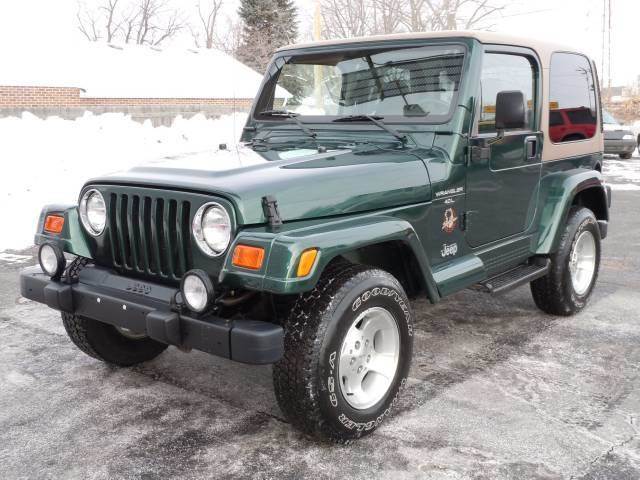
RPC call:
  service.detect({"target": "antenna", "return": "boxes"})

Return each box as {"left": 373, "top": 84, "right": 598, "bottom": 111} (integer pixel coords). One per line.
{"left": 601, "top": 0, "right": 605, "bottom": 86}
{"left": 607, "top": 0, "right": 612, "bottom": 90}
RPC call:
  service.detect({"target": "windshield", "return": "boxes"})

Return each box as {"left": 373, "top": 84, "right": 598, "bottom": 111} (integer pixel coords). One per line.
{"left": 256, "top": 44, "right": 465, "bottom": 123}
{"left": 602, "top": 110, "right": 618, "bottom": 125}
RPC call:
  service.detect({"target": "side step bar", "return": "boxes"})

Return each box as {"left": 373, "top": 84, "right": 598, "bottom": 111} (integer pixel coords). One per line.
{"left": 478, "top": 259, "right": 551, "bottom": 295}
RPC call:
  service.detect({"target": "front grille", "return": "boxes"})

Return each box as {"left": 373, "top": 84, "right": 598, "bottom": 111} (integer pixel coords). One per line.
{"left": 108, "top": 193, "right": 192, "bottom": 281}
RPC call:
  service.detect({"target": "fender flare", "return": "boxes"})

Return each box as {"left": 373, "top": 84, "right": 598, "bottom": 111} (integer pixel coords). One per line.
{"left": 533, "top": 169, "right": 609, "bottom": 255}
{"left": 221, "top": 214, "right": 440, "bottom": 303}
{"left": 34, "top": 204, "right": 93, "bottom": 258}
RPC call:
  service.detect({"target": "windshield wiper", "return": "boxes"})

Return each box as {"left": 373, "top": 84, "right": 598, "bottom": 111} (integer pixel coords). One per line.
{"left": 258, "top": 109, "right": 318, "bottom": 140}
{"left": 333, "top": 115, "right": 407, "bottom": 143}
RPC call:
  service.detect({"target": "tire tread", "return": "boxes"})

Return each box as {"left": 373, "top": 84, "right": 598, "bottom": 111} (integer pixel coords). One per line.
{"left": 531, "top": 207, "right": 600, "bottom": 315}
{"left": 273, "top": 261, "right": 407, "bottom": 442}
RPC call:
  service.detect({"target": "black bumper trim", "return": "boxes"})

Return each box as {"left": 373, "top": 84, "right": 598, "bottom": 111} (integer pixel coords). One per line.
{"left": 20, "top": 266, "right": 284, "bottom": 364}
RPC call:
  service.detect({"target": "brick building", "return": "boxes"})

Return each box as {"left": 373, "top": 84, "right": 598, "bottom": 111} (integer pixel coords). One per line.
{"left": 0, "top": 85, "right": 253, "bottom": 110}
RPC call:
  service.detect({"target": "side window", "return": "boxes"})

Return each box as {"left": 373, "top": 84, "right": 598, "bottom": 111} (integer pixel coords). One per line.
{"left": 479, "top": 53, "right": 536, "bottom": 134}
{"left": 549, "top": 53, "right": 598, "bottom": 143}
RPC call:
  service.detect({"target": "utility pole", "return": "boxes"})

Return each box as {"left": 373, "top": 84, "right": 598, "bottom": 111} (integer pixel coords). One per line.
{"left": 313, "top": 0, "right": 322, "bottom": 41}
{"left": 601, "top": 0, "right": 605, "bottom": 85}
{"left": 608, "top": 0, "right": 612, "bottom": 90}
{"left": 314, "top": 0, "right": 323, "bottom": 109}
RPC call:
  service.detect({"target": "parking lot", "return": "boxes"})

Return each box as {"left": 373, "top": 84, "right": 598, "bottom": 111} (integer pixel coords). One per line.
{"left": 1, "top": 159, "right": 639, "bottom": 480}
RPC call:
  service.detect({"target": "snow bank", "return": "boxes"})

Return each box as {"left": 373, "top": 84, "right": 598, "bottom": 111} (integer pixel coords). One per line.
{"left": 603, "top": 158, "right": 640, "bottom": 182}
{"left": 0, "top": 112, "right": 247, "bottom": 252}
{"left": 608, "top": 183, "right": 640, "bottom": 191}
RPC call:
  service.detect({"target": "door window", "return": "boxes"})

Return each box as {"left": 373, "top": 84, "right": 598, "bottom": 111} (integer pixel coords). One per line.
{"left": 548, "top": 53, "right": 598, "bottom": 143}
{"left": 478, "top": 53, "right": 536, "bottom": 134}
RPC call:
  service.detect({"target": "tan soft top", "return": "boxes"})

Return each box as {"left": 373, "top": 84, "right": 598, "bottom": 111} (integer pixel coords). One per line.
{"left": 277, "top": 30, "right": 585, "bottom": 62}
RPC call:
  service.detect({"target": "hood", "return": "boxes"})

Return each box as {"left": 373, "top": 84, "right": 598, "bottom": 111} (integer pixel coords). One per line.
{"left": 604, "top": 128, "right": 634, "bottom": 140}
{"left": 603, "top": 122, "right": 625, "bottom": 132}
{"left": 88, "top": 144, "right": 433, "bottom": 225}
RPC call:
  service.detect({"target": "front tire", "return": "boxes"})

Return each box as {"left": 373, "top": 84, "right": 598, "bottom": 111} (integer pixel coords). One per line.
{"left": 531, "top": 207, "right": 601, "bottom": 316}
{"left": 273, "top": 263, "right": 414, "bottom": 442}
{"left": 620, "top": 152, "right": 633, "bottom": 160}
{"left": 62, "top": 313, "right": 168, "bottom": 367}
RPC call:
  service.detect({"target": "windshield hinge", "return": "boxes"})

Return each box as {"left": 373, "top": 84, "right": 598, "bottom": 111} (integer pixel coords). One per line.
{"left": 262, "top": 195, "right": 283, "bottom": 228}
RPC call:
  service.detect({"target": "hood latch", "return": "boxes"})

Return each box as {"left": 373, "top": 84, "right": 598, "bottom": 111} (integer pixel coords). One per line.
{"left": 262, "top": 195, "right": 283, "bottom": 228}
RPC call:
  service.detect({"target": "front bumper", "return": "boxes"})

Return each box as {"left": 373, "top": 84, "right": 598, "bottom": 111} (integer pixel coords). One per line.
{"left": 20, "top": 265, "right": 283, "bottom": 364}
{"left": 604, "top": 138, "right": 636, "bottom": 155}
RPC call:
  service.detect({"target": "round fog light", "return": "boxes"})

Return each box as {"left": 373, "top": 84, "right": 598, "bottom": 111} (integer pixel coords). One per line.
{"left": 39, "top": 243, "right": 66, "bottom": 280}
{"left": 181, "top": 270, "right": 214, "bottom": 313}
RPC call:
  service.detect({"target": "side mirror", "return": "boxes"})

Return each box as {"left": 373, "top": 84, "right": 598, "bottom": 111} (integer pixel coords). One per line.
{"left": 495, "top": 90, "right": 526, "bottom": 132}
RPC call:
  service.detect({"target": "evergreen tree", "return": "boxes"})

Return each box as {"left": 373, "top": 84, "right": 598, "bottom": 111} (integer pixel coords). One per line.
{"left": 237, "top": 0, "right": 298, "bottom": 73}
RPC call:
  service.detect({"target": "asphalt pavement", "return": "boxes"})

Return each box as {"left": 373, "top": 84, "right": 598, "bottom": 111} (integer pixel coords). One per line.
{"left": 0, "top": 159, "right": 639, "bottom": 480}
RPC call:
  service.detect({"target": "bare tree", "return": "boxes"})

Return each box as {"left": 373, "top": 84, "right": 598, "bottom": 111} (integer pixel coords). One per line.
{"left": 371, "top": 0, "right": 407, "bottom": 35}
{"left": 128, "top": 0, "right": 185, "bottom": 45}
{"left": 77, "top": 1, "right": 103, "bottom": 41}
{"left": 321, "top": 0, "right": 369, "bottom": 38}
{"left": 404, "top": 0, "right": 437, "bottom": 31}
{"left": 76, "top": 0, "right": 185, "bottom": 46}
{"left": 421, "top": 0, "right": 505, "bottom": 30}
{"left": 190, "top": 0, "right": 224, "bottom": 49}
{"left": 150, "top": 9, "right": 185, "bottom": 45}
{"left": 216, "top": 17, "right": 243, "bottom": 55}
{"left": 321, "top": 0, "right": 410, "bottom": 38}
{"left": 460, "top": 0, "right": 505, "bottom": 29}
{"left": 103, "top": 0, "right": 121, "bottom": 41}
{"left": 120, "top": 4, "right": 141, "bottom": 43}
{"left": 320, "top": 0, "right": 506, "bottom": 39}
{"left": 77, "top": 0, "right": 123, "bottom": 42}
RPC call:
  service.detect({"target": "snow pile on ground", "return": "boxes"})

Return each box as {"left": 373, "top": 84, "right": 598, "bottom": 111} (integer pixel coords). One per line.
{"left": 603, "top": 156, "right": 640, "bottom": 191}
{"left": 0, "top": 112, "right": 247, "bottom": 252}
{"left": 0, "top": 252, "right": 31, "bottom": 264}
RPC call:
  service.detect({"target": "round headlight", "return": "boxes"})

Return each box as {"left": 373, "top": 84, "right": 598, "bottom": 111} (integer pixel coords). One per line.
{"left": 79, "top": 189, "right": 106, "bottom": 236}
{"left": 38, "top": 243, "right": 66, "bottom": 280}
{"left": 181, "top": 270, "right": 214, "bottom": 313}
{"left": 192, "top": 203, "right": 232, "bottom": 256}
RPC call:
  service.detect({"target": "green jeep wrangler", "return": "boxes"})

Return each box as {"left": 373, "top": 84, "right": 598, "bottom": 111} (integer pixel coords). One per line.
{"left": 21, "top": 32, "right": 611, "bottom": 442}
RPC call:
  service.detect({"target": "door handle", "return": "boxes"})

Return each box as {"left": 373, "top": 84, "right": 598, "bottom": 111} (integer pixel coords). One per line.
{"left": 525, "top": 136, "right": 538, "bottom": 161}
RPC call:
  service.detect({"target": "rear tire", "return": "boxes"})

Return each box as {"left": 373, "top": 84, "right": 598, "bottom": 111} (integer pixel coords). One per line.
{"left": 62, "top": 314, "right": 168, "bottom": 367}
{"left": 273, "top": 263, "right": 413, "bottom": 442}
{"left": 620, "top": 152, "right": 633, "bottom": 160}
{"left": 531, "top": 207, "right": 601, "bottom": 316}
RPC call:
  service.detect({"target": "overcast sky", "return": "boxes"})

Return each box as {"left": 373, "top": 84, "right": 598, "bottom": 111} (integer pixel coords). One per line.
{"left": 0, "top": 0, "right": 637, "bottom": 86}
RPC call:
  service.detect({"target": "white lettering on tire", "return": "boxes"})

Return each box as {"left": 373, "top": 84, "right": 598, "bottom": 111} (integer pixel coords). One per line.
{"left": 351, "top": 287, "right": 413, "bottom": 336}
{"left": 337, "top": 378, "right": 408, "bottom": 431}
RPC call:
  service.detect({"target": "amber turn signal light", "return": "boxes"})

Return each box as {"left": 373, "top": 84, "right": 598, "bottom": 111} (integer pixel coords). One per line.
{"left": 44, "top": 215, "right": 65, "bottom": 234}
{"left": 232, "top": 245, "right": 265, "bottom": 270}
{"left": 297, "top": 249, "right": 318, "bottom": 277}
